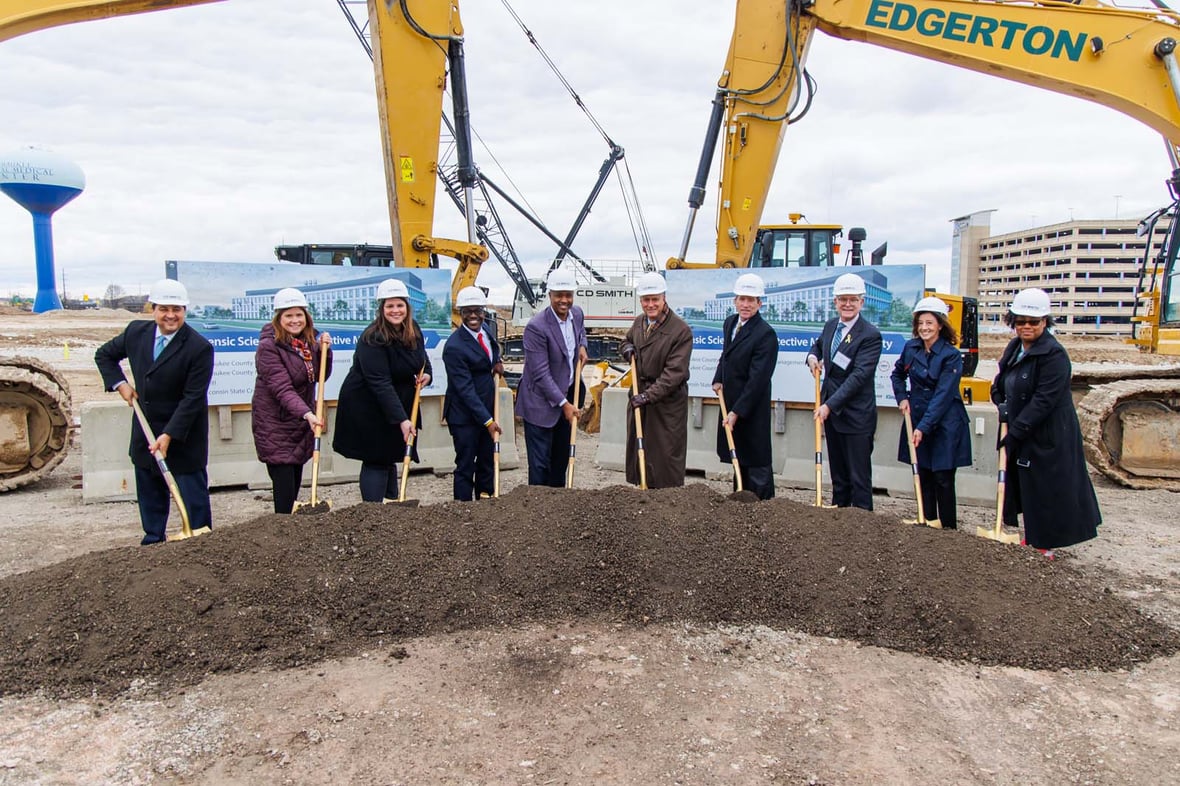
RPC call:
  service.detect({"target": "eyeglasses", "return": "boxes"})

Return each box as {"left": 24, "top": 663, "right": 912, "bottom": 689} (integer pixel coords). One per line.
{"left": 458, "top": 307, "right": 484, "bottom": 316}
{"left": 1012, "top": 317, "right": 1042, "bottom": 327}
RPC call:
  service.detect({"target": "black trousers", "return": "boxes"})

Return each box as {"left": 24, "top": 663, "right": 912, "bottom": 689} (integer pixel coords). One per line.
{"left": 826, "top": 429, "right": 874, "bottom": 510}
{"left": 449, "top": 423, "right": 494, "bottom": 501}
{"left": 522, "top": 380, "right": 580, "bottom": 488}
{"left": 266, "top": 463, "right": 305, "bottom": 514}
{"left": 919, "top": 468, "right": 958, "bottom": 529}
{"left": 134, "top": 464, "right": 212, "bottom": 545}
{"left": 359, "top": 462, "right": 400, "bottom": 502}
{"left": 735, "top": 465, "right": 775, "bottom": 500}
{"left": 523, "top": 418, "right": 571, "bottom": 487}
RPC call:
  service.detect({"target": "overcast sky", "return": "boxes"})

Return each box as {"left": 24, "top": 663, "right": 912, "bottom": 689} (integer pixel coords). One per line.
{"left": 0, "top": 0, "right": 1172, "bottom": 303}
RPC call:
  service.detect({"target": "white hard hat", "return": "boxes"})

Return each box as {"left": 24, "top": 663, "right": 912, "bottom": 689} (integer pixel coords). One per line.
{"left": 733, "top": 273, "right": 765, "bottom": 298}
{"left": 148, "top": 279, "right": 189, "bottom": 307}
{"left": 273, "top": 287, "right": 308, "bottom": 311}
{"left": 635, "top": 272, "right": 667, "bottom": 297}
{"left": 833, "top": 273, "right": 866, "bottom": 296}
{"left": 456, "top": 286, "right": 487, "bottom": 309}
{"left": 913, "top": 296, "right": 949, "bottom": 316}
{"left": 1010, "top": 288, "right": 1051, "bottom": 318}
{"left": 546, "top": 268, "right": 577, "bottom": 292}
{"left": 376, "top": 278, "right": 410, "bottom": 300}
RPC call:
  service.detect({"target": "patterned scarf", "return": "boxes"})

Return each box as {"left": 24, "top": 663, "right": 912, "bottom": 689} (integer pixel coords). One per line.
{"left": 290, "top": 337, "right": 315, "bottom": 382}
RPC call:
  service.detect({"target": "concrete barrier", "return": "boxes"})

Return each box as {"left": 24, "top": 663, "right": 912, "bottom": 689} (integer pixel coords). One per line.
{"left": 596, "top": 387, "right": 1001, "bottom": 506}
{"left": 81, "top": 388, "right": 520, "bottom": 502}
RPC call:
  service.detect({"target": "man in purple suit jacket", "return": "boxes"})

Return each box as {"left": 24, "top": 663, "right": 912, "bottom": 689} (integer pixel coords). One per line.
{"left": 514, "top": 268, "right": 588, "bottom": 486}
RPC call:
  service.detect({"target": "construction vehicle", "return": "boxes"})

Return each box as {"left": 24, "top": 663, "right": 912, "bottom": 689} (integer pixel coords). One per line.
{"left": 660, "top": 0, "right": 1180, "bottom": 489}
{"left": 4, "top": 0, "right": 1180, "bottom": 489}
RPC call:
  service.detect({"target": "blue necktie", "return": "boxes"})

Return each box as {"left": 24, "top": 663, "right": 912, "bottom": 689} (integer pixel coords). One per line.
{"left": 153, "top": 335, "right": 166, "bottom": 360}
{"left": 830, "top": 323, "right": 846, "bottom": 359}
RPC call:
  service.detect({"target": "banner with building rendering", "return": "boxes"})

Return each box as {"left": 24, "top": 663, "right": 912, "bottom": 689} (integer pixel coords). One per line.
{"left": 167, "top": 260, "right": 453, "bottom": 406}
{"left": 665, "top": 266, "right": 928, "bottom": 406}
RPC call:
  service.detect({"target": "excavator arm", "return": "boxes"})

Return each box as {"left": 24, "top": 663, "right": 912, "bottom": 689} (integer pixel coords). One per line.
{"left": 669, "top": 0, "right": 1180, "bottom": 269}
{"left": 2, "top": 0, "right": 488, "bottom": 323}
{"left": 0, "top": 0, "right": 222, "bottom": 43}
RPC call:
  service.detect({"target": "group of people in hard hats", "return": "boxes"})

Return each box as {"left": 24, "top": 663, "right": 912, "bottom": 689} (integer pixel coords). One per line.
{"left": 96, "top": 270, "right": 1099, "bottom": 557}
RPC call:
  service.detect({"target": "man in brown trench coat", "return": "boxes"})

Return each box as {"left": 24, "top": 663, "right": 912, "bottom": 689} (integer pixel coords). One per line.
{"left": 621, "top": 272, "right": 693, "bottom": 488}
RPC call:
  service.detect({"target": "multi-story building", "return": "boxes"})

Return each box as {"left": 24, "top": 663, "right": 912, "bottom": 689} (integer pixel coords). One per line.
{"left": 950, "top": 211, "right": 1168, "bottom": 336}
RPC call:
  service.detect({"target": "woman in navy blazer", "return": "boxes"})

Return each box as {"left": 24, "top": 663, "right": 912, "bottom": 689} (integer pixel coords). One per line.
{"left": 890, "top": 296, "right": 972, "bottom": 529}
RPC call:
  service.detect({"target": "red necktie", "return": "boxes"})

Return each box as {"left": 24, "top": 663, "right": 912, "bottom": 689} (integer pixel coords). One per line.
{"left": 477, "top": 331, "right": 491, "bottom": 360}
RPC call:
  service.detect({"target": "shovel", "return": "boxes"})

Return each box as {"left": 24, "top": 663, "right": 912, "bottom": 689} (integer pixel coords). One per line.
{"left": 628, "top": 357, "right": 647, "bottom": 489}
{"left": 492, "top": 372, "right": 502, "bottom": 498}
{"left": 902, "top": 408, "right": 940, "bottom": 528}
{"left": 566, "top": 358, "right": 584, "bottom": 488}
{"left": 812, "top": 369, "right": 835, "bottom": 508}
{"left": 716, "top": 388, "right": 742, "bottom": 492}
{"left": 294, "top": 333, "right": 332, "bottom": 515}
{"left": 130, "top": 397, "right": 210, "bottom": 541}
{"left": 976, "top": 421, "right": 1021, "bottom": 544}
{"left": 392, "top": 366, "right": 425, "bottom": 507}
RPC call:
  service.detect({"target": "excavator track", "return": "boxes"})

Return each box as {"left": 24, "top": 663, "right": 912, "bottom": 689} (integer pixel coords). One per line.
{"left": 1078, "top": 377, "right": 1180, "bottom": 491}
{"left": 0, "top": 356, "right": 72, "bottom": 492}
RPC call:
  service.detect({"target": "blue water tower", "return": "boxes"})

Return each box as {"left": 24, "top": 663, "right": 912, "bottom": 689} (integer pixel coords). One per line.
{"left": 0, "top": 147, "right": 86, "bottom": 313}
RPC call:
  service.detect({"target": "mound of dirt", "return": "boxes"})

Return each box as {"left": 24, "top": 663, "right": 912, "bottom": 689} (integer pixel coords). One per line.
{"left": 1, "top": 484, "right": 1176, "bottom": 698}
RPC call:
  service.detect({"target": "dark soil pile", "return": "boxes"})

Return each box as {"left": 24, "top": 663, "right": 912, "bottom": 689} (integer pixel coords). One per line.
{"left": 1, "top": 484, "right": 1176, "bottom": 697}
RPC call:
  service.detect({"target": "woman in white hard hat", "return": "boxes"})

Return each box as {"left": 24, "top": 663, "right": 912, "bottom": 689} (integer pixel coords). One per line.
{"left": 251, "top": 287, "right": 333, "bottom": 514}
{"left": 333, "top": 278, "right": 432, "bottom": 502}
{"left": 890, "top": 296, "right": 972, "bottom": 529}
{"left": 991, "top": 287, "right": 1100, "bottom": 556}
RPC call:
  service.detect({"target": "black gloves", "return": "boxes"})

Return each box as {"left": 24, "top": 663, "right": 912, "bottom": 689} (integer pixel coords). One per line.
{"left": 621, "top": 345, "right": 635, "bottom": 362}
{"left": 630, "top": 392, "right": 649, "bottom": 408}
{"left": 999, "top": 433, "right": 1022, "bottom": 453}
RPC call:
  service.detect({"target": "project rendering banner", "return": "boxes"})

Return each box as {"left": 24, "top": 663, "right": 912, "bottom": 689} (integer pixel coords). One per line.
{"left": 167, "top": 261, "right": 454, "bottom": 406}
{"left": 665, "top": 266, "right": 929, "bottom": 407}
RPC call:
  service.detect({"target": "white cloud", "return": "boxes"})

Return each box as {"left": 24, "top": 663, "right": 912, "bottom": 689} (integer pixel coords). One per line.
{"left": 0, "top": 0, "right": 1170, "bottom": 304}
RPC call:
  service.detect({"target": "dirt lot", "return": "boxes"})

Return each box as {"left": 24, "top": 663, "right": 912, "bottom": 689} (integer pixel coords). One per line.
{"left": 0, "top": 308, "right": 1178, "bottom": 785}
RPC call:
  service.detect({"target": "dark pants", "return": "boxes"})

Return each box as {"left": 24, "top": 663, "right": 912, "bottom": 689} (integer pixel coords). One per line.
{"left": 918, "top": 468, "right": 958, "bottom": 529}
{"left": 134, "top": 464, "right": 212, "bottom": 545}
{"left": 449, "top": 423, "right": 494, "bottom": 501}
{"left": 523, "top": 417, "right": 573, "bottom": 487}
{"left": 359, "top": 462, "right": 399, "bottom": 502}
{"left": 826, "top": 430, "right": 874, "bottom": 510}
{"left": 266, "top": 463, "right": 305, "bottom": 514}
{"left": 735, "top": 465, "right": 775, "bottom": 500}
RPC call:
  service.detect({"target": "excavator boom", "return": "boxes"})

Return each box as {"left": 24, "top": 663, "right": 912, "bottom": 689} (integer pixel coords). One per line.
{"left": 671, "top": 0, "right": 1180, "bottom": 270}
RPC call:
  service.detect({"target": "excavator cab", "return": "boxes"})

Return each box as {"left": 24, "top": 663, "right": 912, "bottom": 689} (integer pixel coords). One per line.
{"left": 750, "top": 224, "right": 843, "bottom": 269}
{"left": 274, "top": 244, "right": 396, "bottom": 268}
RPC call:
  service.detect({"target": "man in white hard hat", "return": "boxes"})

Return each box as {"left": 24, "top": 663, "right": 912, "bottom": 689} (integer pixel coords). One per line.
{"left": 95, "top": 278, "right": 215, "bottom": 544}
{"left": 515, "top": 268, "right": 589, "bottom": 486}
{"left": 807, "top": 272, "right": 883, "bottom": 510}
{"left": 620, "top": 271, "right": 693, "bottom": 488}
{"left": 711, "top": 272, "right": 778, "bottom": 499}
{"left": 442, "top": 286, "right": 504, "bottom": 500}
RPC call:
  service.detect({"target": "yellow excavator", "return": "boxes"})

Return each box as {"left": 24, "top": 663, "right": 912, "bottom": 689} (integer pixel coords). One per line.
{"left": 3, "top": 0, "right": 1180, "bottom": 491}
{"left": 663, "top": 0, "right": 1180, "bottom": 489}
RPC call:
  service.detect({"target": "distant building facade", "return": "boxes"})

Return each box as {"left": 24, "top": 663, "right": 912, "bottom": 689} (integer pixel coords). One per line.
{"left": 951, "top": 213, "right": 1168, "bottom": 336}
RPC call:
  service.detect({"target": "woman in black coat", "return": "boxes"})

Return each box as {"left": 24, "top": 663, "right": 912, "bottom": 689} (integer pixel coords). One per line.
{"left": 251, "top": 288, "right": 332, "bottom": 514}
{"left": 991, "top": 288, "right": 1100, "bottom": 555}
{"left": 891, "top": 297, "right": 972, "bottom": 529}
{"left": 333, "top": 280, "right": 431, "bottom": 502}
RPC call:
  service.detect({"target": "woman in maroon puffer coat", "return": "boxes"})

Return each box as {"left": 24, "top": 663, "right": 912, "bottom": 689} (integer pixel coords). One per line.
{"left": 252, "top": 288, "right": 333, "bottom": 513}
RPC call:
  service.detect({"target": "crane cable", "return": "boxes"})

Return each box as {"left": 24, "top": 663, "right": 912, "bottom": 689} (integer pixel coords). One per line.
{"left": 499, "top": 0, "right": 657, "bottom": 266}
